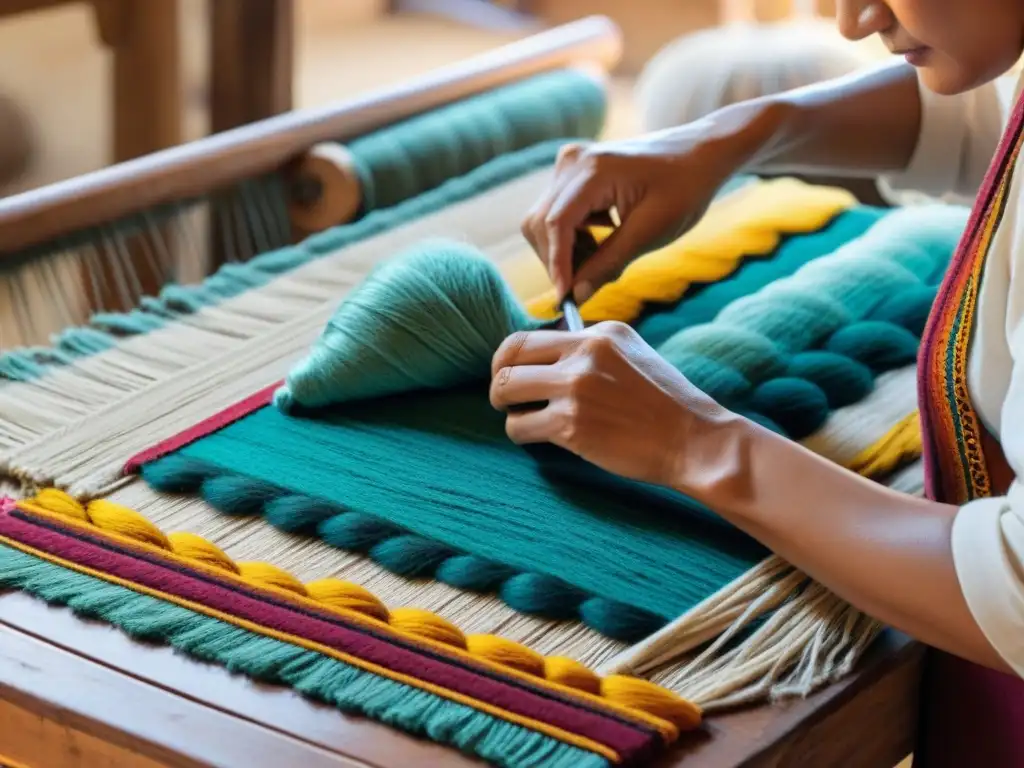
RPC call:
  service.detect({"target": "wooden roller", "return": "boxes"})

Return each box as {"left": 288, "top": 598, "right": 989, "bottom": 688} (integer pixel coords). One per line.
{"left": 0, "top": 15, "right": 623, "bottom": 258}
{"left": 286, "top": 143, "right": 362, "bottom": 236}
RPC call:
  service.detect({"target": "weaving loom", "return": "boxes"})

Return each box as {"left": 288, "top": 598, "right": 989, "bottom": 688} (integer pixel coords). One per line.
{"left": 0, "top": 16, "right": 935, "bottom": 768}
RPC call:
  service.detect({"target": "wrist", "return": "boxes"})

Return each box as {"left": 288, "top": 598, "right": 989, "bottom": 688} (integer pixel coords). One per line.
{"left": 664, "top": 408, "right": 781, "bottom": 513}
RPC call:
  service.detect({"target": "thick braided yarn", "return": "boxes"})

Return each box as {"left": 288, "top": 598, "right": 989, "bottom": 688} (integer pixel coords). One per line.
{"left": 140, "top": 456, "right": 668, "bottom": 643}
{"left": 347, "top": 69, "right": 606, "bottom": 213}
{"left": 274, "top": 241, "right": 542, "bottom": 411}
{"left": 655, "top": 204, "right": 968, "bottom": 438}
{"left": 524, "top": 178, "right": 857, "bottom": 323}
{"left": 23, "top": 488, "right": 699, "bottom": 729}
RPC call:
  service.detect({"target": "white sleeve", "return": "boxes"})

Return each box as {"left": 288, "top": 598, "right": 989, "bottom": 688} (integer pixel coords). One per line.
{"left": 878, "top": 72, "right": 1019, "bottom": 205}
{"left": 952, "top": 316, "right": 1024, "bottom": 677}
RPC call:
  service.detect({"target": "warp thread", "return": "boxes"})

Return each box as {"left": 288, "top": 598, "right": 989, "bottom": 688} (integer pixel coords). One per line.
{"left": 139, "top": 457, "right": 667, "bottom": 643}
{"left": 20, "top": 488, "right": 693, "bottom": 726}
{"left": 0, "top": 140, "right": 569, "bottom": 382}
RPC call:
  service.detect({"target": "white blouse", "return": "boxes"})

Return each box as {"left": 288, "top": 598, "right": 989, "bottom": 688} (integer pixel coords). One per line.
{"left": 878, "top": 66, "right": 1024, "bottom": 676}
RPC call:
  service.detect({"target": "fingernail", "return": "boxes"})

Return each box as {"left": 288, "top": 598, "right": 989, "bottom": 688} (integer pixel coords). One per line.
{"left": 573, "top": 281, "right": 593, "bottom": 304}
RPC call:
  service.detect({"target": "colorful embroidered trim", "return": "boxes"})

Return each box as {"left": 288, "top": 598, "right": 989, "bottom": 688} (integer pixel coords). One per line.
{"left": 0, "top": 493, "right": 701, "bottom": 767}
{"left": 918, "top": 88, "right": 1024, "bottom": 504}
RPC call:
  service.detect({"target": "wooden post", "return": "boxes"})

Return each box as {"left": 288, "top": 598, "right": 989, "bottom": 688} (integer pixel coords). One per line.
{"left": 87, "top": 0, "right": 183, "bottom": 311}
{"left": 208, "top": 0, "right": 295, "bottom": 266}
{"left": 209, "top": 0, "right": 294, "bottom": 134}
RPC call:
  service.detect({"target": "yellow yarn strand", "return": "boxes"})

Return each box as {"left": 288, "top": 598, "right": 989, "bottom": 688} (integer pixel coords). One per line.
{"left": 525, "top": 178, "right": 856, "bottom": 323}
{"left": 844, "top": 410, "right": 922, "bottom": 478}
{"left": 13, "top": 490, "right": 699, "bottom": 735}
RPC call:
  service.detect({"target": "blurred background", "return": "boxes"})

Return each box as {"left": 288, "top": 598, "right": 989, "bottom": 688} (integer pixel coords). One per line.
{"left": 0, "top": 0, "right": 890, "bottom": 197}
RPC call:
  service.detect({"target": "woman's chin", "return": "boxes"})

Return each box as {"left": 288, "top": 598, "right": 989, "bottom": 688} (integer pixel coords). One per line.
{"left": 917, "top": 65, "right": 975, "bottom": 97}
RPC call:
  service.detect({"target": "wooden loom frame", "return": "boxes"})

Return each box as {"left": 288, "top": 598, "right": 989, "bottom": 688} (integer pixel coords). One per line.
{"left": 0, "top": 15, "right": 923, "bottom": 767}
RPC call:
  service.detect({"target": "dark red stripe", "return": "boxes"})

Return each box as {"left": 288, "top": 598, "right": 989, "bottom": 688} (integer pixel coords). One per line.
{"left": 0, "top": 509, "right": 655, "bottom": 760}
{"left": 123, "top": 381, "right": 280, "bottom": 474}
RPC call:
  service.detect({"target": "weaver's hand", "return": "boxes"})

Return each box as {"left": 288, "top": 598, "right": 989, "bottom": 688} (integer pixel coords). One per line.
{"left": 489, "top": 321, "right": 730, "bottom": 487}
{"left": 521, "top": 113, "right": 762, "bottom": 303}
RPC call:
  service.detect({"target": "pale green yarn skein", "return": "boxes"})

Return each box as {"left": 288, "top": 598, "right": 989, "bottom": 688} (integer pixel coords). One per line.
{"left": 655, "top": 204, "right": 969, "bottom": 382}
{"left": 274, "top": 241, "right": 541, "bottom": 411}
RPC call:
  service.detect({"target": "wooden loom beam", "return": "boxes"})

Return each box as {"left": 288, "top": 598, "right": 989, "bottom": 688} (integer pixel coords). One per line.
{"left": 0, "top": 14, "right": 623, "bottom": 257}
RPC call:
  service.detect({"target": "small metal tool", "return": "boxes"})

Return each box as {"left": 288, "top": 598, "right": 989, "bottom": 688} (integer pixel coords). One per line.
{"left": 559, "top": 225, "right": 601, "bottom": 332}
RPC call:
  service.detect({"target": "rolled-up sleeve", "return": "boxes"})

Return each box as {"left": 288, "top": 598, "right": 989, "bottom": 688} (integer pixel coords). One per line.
{"left": 879, "top": 72, "right": 1017, "bottom": 205}
{"left": 952, "top": 318, "right": 1024, "bottom": 677}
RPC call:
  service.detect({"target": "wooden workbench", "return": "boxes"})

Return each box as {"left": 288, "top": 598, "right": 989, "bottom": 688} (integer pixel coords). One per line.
{"left": 0, "top": 590, "right": 922, "bottom": 767}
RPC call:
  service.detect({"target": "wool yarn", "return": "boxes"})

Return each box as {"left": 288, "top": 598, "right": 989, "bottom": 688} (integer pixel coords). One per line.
{"left": 274, "top": 241, "right": 541, "bottom": 412}
{"left": 347, "top": 69, "right": 607, "bottom": 214}
{"left": 652, "top": 204, "right": 968, "bottom": 436}
{"left": 140, "top": 197, "right": 967, "bottom": 642}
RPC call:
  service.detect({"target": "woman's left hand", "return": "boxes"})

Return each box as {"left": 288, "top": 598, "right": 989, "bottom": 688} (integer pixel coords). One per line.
{"left": 489, "top": 321, "right": 729, "bottom": 487}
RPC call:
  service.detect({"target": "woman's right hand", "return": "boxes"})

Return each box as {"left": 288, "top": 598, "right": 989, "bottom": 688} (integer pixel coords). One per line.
{"left": 521, "top": 108, "right": 778, "bottom": 303}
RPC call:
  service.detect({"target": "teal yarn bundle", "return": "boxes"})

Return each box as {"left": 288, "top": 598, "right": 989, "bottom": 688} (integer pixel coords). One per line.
{"left": 347, "top": 69, "right": 606, "bottom": 213}
{"left": 274, "top": 242, "right": 542, "bottom": 412}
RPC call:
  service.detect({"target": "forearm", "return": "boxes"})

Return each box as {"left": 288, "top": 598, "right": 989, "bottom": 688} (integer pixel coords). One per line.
{"left": 698, "top": 58, "right": 923, "bottom": 179}
{"left": 675, "top": 413, "right": 1008, "bottom": 672}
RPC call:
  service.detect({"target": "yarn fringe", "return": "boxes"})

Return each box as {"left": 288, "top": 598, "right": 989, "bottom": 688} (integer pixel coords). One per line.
{"left": 0, "top": 545, "right": 611, "bottom": 768}
{"left": 608, "top": 557, "right": 884, "bottom": 712}
{"left": 5, "top": 490, "right": 699, "bottom": 736}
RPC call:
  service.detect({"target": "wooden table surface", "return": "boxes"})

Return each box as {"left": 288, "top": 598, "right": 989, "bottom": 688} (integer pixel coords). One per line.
{"left": 0, "top": 590, "right": 923, "bottom": 767}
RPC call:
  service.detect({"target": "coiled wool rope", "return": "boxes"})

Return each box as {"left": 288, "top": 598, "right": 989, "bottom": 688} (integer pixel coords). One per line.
{"left": 17, "top": 488, "right": 700, "bottom": 731}
{"left": 652, "top": 204, "right": 967, "bottom": 437}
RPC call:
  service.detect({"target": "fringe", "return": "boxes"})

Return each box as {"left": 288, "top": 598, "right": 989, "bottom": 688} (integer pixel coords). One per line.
{"left": 0, "top": 544, "right": 609, "bottom": 768}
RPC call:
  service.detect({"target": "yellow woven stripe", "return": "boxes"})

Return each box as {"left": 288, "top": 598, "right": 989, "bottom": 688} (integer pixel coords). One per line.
{"left": 525, "top": 178, "right": 857, "bottom": 322}
{"left": 844, "top": 411, "right": 922, "bottom": 478}
{"left": 0, "top": 531, "right": 625, "bottom": 762}
{"left": 14, "top": 494, "right": 695, "bottom": 739}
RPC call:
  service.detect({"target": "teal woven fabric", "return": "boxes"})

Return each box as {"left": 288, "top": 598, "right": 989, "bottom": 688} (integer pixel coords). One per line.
{"left": 141, "top": 201, "right": 971, "bottom": 643}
